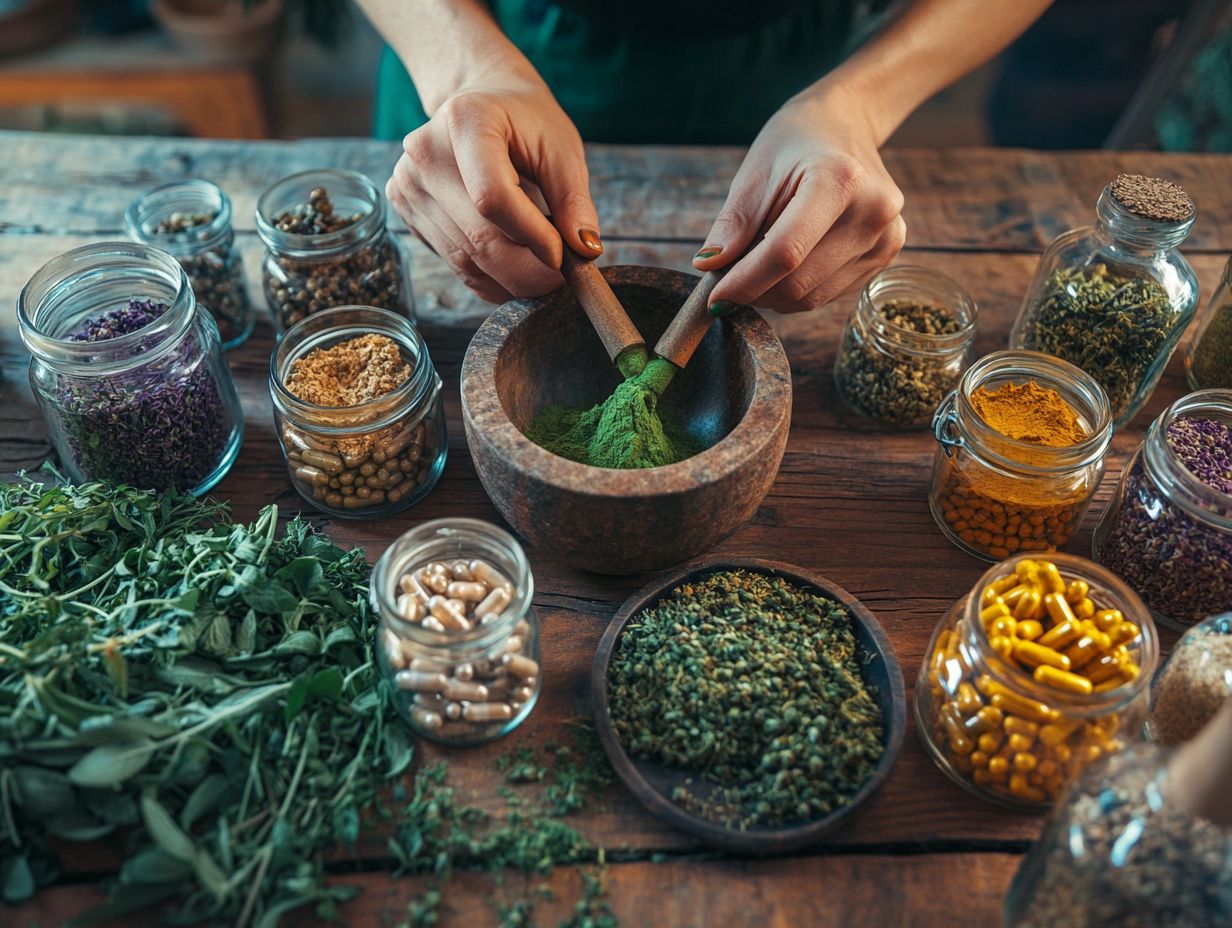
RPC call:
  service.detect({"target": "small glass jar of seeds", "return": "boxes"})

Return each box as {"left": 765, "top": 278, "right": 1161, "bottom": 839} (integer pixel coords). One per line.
{"left": 1184, "top": 254, "right": 1232, "bottom": 391}
{"left": 18, "top": 242, "right": 244, "bottom": 494}
{"left": 930, "top": 350, "right": 1113, "bottom": 561}
{"left": 124, "top": 179, "right": 254, "bottom": 349}
{"left": 1009, "top": 174, "right": 1199, "bottom": 428}
{"left": 270, "top": 305, "right": 446, "bottom": 519}
{"left": 916, "top": 553, "right": 1158, "bottom": 811}
{"left": 256, "top": 169, "right": 415, "bottom": 334}
{"left": 1093, "top": 390, "right": 1232, "bottom": 631}
{"left": 371, "top": 518, "right": 541, "bottom": 745}
{"left": 833, "top": 265, "right": 977, "bottom": 428}
{"left": 1148, "top": 613, "right": 1232, "bottom": 746}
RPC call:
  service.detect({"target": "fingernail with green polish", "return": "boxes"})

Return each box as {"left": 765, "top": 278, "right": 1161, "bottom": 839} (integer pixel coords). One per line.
{"left": 709, "top": 300, "right": 736, "bottom": 318}
{"left": 579, "top": 228, "right": 602, "bottom": 254}
{"left": 695, "top": 244, "right": 723, "bottom": 261}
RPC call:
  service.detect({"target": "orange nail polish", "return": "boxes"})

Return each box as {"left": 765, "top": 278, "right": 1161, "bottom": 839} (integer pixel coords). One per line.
{"left": 578, "top": 228, "right": 602, "bottom": 254}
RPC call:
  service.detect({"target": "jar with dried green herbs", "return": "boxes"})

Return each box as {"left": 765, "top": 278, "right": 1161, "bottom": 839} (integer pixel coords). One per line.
{"left": 1185, "top": 254, "right": 1232, "bottom": 390}
{"left": 1010, "top": 174, "right": 1199, "bottom": 427}
{"left": 834, "top": 265, "right": 977, "bottom": 427}
{"left": 125, "top": 179, "right": 254, "bottom": 349}
{"left": 256, "top": 170, "right": 415, "bottom": 333}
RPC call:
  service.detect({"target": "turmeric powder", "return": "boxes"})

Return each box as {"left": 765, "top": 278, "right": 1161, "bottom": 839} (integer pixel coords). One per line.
{"left": 971, "top": 381, "right": 1088, "bottom": 447}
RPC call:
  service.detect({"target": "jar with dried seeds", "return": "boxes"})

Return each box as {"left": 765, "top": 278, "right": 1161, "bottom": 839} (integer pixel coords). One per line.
{"left": 1149, "top": 613, "right": 1232, "bottom": 745}
{"left": 256, "top": 170, "right": 415, "bottom": 333}
{"left": 371, "top": 519, "right": 541, "bottom": 744}
{"left": 270, "top": 305, "right": 445, "bottom": 518}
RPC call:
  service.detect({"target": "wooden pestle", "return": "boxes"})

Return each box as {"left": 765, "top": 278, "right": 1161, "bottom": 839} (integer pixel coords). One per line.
{"left": 1167, "top": 695, "right": 1232, "bottom": 825}
{"left": 638, "top": 270, "right": 726, "bottom": 395}
{"left": 560, "top": 249, "right": 648, "bottom": 379}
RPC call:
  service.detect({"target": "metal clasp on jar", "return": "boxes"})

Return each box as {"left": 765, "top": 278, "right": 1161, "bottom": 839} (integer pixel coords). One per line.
{"left": 933, "top": 391, "right": 965, "bottom": 456}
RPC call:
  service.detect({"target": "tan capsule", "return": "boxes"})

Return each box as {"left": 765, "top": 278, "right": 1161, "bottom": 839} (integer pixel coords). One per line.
{"left": 294, "top": 464, "right": 331, "bottom": 487}
{"left": 450, "top": 560, "right": 474, "bottom": 581}
{"left": 412, "top": 692, "right": 441, "bottom": 707}
{"left": 301, "top": 449, "right": 344, "bottom": 474}
{"left": 396, "top": 593, "right": 423, "bottom": 623}
{"left": 341, "top": 450, "right": 370, "bottom": 469}
{"left": 378, "top": 426, "right": 416, "bottom": 458}
{"left": 428, "top": 595, "right": 469, "bottom": 631}
{"left": 469, "top": 559, "right": 511, "bottom": 591}
{"left": 463, "top": 702, "right": 513, "bottom": 723}
{"left": 498, "top": 635, "right": 524, "bottom": 658}
{"left": 424, "top": 568, "right": 450, "bottom": 595}
{"left": 443, "top": 678, "right": 489, "bottom": 701}
{"left": 422, "top": 616, "right": 446, "bottom": 633}
{"left": 342, "top": 494, "right": 375, "bottom": 509}
{"left": 381, "top": 628, "right": 406, "bottom": 670}
{"left": 400, "top": 571, "right": 432, "bottom": 604}
{"left": 454, "top": 663, "right": 475, "bottom": 682}
{"left": 409, "top": 656, "right": 449, "bottom": 673}
{"left": 504, "top": 654, "right": 539, "bottom": 680}
{"left": 448, "top": 581, "right": 487, "bottom": 603}
{"left": 444, "top": 701, "right": 463, "bottom": 720}
{"left": 514, "top": 619, "right": 531, "bottom": 639}
{"left": 446, "top": 598, "right": 469, "bottom": 616}
{"left": 475, "top": 586, "right": 511, "bottom": 620}
{"left": 282, "top": 425, "right": 329, "bottom": 453}
{"left": 410, "top": 706, "right": 443, "bottom": 731}
{"left": 395, "top": 670, "right": 448, "bottom": 692}
{"left": 511, "top": 686, "right": 534, "bottom": 703}
{"left": 325, "top": 492, "right": 343, "bottom": 507}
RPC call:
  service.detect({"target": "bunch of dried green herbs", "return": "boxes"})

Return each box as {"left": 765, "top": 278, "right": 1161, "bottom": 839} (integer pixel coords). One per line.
{"left": 607, "top": 569, "right": 885, "bottom": 829}
{"left": 0, "top": 477, "right": 615, "bottom": 927}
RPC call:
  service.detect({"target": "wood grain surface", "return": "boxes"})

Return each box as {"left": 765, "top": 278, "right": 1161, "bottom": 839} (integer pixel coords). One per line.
{"left": 1, "top": 135, "right": 1227, "bottom": 927}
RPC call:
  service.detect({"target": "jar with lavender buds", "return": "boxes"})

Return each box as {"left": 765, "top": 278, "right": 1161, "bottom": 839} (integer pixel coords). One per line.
{"left": 125, "top": 179, "right": 254, "bottom": 349}
{"left": 18, "top": 242, "right": 243, "bottom": 494}
{"left": 256, "top": 169, "right": 415, "bottom": 333}
{"left": 371, "top": 519, "right": 541, "bottom": 745}
{"left": 1094, "top": 390, "right": 1232, "bottom": 630}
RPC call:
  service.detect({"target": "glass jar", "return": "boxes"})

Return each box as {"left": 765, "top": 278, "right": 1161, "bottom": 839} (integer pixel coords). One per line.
{"left": 1148, "top": 613, "right": 1232, "bottom": 745}
{"left": 371, "top": 519, "right": 541, "bottom": 745}
{"left": 1093, "top": 390, "right": 1232, "bottom": 630}
{"left": 269, "top": 305, "right": 446, "bottom": 519}
{"left": 916, "top": 553, "right": 1158, "bottom": 811}
{"left": 255, "top": 169, "right": 415, "bottom": 334}
{"left": 17, "top": 242, "right": 243, "bottom": 494}
{"left": 1185, "top": 254, "right": 1232, "bottom": 390}
{"left": 1003, "top": 743, "right": 1232, "bottom": 927}
{"left": 124, "top": 179, "right": 254, "bottom": 350}
{"left": 833, "top": 265, "right": 978, "bottom": 428}
{"left": 930, "top": 350, "right": 1113, "bottom": 561}
{"left": 1009, "top": 177, "right": 1199, "bottom": 427}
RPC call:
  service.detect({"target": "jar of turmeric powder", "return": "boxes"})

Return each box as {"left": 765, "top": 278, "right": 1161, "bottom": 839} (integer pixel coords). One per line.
{"left": 916, "top": 553, "right": 1158, "bottom": 810}
{"left": 929, "top": 351, "right": 1113, "bottom": 561}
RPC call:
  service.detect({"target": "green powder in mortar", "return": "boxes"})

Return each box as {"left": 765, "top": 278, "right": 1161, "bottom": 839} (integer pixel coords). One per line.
{"left": 526, "top": 358, "right": 701, "bottom": 468}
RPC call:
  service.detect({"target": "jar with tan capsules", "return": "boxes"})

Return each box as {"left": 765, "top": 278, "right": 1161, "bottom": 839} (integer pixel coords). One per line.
{"left": 270, "top": 305, "right": 446, "bottom": 518}
{"left": 371, "top": 519, "right": 541, "bottom": 745}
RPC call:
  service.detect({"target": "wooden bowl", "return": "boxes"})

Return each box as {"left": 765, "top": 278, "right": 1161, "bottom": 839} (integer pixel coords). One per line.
{"left": 591, "top": 557, "right": 907, "bottom": 854}
{"left": 461, "top": 266, "right": 791, "bottom": 575}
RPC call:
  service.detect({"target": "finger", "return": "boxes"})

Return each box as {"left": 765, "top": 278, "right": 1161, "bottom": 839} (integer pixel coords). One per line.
{"left": 708, "top": 172, "right": 852, "bottom": 308}
{"left": 450, "top": 121, "right": 562, "bottom": 269}
{"left": 692, "top": 162, "right": 772, "bottom": 273}
{"left": 400, "top": 191, "right": 517, "bottom": 304}
{"left": 770, "top": 216, "right": 906, "bottom": 314}
{"left": 539, "top": 142, "right": 602, "bottom": 260}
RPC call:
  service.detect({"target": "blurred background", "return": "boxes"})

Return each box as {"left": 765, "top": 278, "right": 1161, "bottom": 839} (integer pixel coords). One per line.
{"left": 0, "top": 0, "right": 1228, "bottom": 150}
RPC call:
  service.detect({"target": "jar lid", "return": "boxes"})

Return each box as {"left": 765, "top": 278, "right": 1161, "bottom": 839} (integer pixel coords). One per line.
{"left": 1109, "top": 174, "right": 1195, "bottom": 224}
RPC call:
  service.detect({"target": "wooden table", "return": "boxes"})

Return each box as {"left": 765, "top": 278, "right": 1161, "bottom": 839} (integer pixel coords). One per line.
{"left": 2, "top": 133, "right": 1229, "bottom": 926}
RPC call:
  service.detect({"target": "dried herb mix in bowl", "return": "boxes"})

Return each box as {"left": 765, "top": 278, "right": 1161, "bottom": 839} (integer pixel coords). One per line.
{"left": 607, "top": 569, "right": 885, "bottom": 828}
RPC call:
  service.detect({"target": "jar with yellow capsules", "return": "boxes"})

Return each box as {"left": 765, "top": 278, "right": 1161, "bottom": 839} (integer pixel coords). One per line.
{"left": 916, "top": 553, "right": 1159, "bottom": 810}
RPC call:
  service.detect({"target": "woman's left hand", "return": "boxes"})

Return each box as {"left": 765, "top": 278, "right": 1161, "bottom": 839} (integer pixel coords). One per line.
{"left": 693, "top": 85, "right": 907, "bottom": 314}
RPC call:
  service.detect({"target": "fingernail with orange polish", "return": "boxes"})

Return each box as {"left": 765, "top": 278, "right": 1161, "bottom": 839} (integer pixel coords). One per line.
{"left": 578, "top": 228, "right": 602, "bottom": 254}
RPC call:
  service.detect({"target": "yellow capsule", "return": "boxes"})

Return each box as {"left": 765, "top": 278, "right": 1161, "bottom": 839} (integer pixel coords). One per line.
{"left": 1002, "top": 584, "right": 1031, "bottom": 609}
{"left": 1013, "top": 752, "right": 1038, "bottom": 773}
{"left": 1111, "top": 621, "right": 1141, "bottom": 646}
{"left": 1038, "top": 620, "right": 1082, "bottom": 651}
{"left": 973, "top": 767, "right": 993, "bottom": 786}
{"left": 934, "top": 629, "right": 952, "bottom": 655}
{"left": 1033, "top": 664, "right": 1095, "bottom": 695}
{"left": 1080, "top": 624, "right": 1113, "bottom": 651}
{"left": 1064, "top": 579, "right": 1090, "bottom": 605}
{"left": 991, "top": 691, "right": 1059, "bottom": 724}
{"left": 1013, "top": 588, "right": 1044, "bottom": 622}
{"left": 1003, "top": 717, "right": 1040, "bottom": 738}
{"left": 1049, "top": 742, "right": 1073, "bottom": 764}
{"left": 1013, "top": 639, "right": 1071, "bottom": 671}
{"left": 956, "top": 682, "right": 983, "bottom": 715}
{"left": 1085, "top": 723, "right": 1113, "bottom": 749}
{"left": 952, "top": 754, "right": 974, "bottom": 773}
{"left": 988, "top": 572, "right": 1020, "bottom": 598}
{"left": 975, "top": 674, "right": 996, "bottom": 697}
{"left": 1017, "top": 619, "right": 1045, "bottom": 642}
{"left": 1073, "top": 598, "right": 1096, "bottom": 619}
{"left": 1063, "top": 636, "right": 1105, "bottom": 671}
{"left": 1008, "top": 733, "right": 1035, "bottom": 753}
{"left": 1015, "top": 559, "right": 1041, "bottom": 581}
{"left": 988, "top": 756, "right": 1010, "bottom": 776}
{"left": 970, "top": 750, "right": 990, "bottom": 768}
{"left": 942, "top": 710, "right": 975, "bottom": 755}
{"left": 989, "top": 635, "right": 1015, "bottom": 661}
{"left": 1038, "top": 718, "right": 1083, "bottom": 747}
{"left": 968, "top": 705, "right": 1004, "bottom": 734}
{"left": 1116, "top": 660, "right": 1140, "bottom": 681}
{"left": 1037, "top": 759, "right": 1058, "bottom": 778}
{"left": 1083, "top": 651, "right": 1128, "bottom": 684}
{"left": 1093, "top": 608, "right": 1124, "bottom": 632}
{"left": 1082, "top": 744, "right": 1102, "bottom": 764}
{"left": 1043, "top": 592, "right": 1078, "bottom": 628}
{"left": 990, "top": 616, "right": 1018, "bottom": 639}
{"left": 1094, "top": 675, "right": 1133, "bottom": 692}
{"left": 980, "top": 600, "right": 1011, "bottom": 624}
{"left": 1040, "top": 562, "right": 1066, "bottom": 594}
{"left": 1009, "top": 772, "right": 1046, "bottom": 802}
{"left": 978, "top": 731, "right": 1004, "bottom": 753}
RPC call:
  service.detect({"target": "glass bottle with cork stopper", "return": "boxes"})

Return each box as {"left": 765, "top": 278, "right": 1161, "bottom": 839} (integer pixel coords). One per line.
{"left": 1009, "top": 174, "right": 1199, "bottom": 428}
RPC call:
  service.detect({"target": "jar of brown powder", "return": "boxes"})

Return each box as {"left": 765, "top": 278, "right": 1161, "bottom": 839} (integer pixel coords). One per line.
{"left": 270, "top": 305, "right": 446, "bottom": 518}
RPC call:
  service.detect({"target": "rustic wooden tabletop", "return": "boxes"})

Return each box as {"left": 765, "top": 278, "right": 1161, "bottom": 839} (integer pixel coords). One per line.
{"left": 2, "top": 133, "right": 1229, "bottom": 926}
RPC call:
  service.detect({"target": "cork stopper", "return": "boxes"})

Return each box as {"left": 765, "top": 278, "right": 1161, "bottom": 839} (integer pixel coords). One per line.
{"left": 1109, "top": 174, "right": 1194, "bottom": 223}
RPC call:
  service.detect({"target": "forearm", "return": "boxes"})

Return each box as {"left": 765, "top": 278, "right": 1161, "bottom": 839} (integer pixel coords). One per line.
{"left": 802, "top": 0, "right": 1053, "bottom": 144}
{"left": 355, "top": 0, "right": 544, "bottom": 114}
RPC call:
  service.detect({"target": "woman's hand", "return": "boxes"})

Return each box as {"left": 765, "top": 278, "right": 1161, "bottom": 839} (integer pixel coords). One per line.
{"left": 387, "top": 78, "right": 601, "bottom": 303}
{"left": 693, "top": 85, "right": 906, "bottom": 314}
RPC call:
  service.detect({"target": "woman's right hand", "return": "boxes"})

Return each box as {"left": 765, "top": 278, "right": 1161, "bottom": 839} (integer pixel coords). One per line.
{"left": 387, "top": 78, "right": 602, "bottom": 304}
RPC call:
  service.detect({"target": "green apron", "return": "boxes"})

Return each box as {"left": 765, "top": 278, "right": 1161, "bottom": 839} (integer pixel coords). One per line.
{"left": 373, "top": 0, "right": 867, "bottom": 145}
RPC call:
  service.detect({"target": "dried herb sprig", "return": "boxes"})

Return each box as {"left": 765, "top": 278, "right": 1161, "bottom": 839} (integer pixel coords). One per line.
{"left": 608, "top": 569, "right": 885, "bottom": 829}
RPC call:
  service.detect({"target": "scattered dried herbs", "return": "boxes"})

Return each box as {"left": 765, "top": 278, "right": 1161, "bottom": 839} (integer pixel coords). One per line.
{"left": 1015, "top": 264, "right": 1182, "bottom": 422}
{"left": 608, "top": 569, "right": 885, "bottom": 829}
{"left": 51, "top": 298, "right": 237, "bottom": 492}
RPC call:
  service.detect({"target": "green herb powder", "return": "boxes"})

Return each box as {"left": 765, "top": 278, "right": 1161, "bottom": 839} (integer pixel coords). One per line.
{"left": 607, "top": 569, "right": 885, "bottom": 829}
{"left": 526, "top": 359, "right": 699, "bottom": 469}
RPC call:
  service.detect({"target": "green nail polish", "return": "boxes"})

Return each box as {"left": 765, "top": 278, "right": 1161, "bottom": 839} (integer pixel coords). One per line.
{"left": 695, "top": 245, "right": 722, "bottom": 260}
{"left": 709, "top": 300, "right": 736, "bottom": 318}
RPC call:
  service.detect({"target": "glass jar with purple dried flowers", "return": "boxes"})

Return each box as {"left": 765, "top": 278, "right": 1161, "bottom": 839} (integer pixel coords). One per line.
{"left": 125, "top": 179, "right": 254, "bottom": 349}
{"left": 256, "top": 169, "right": 415, "bottom": 334}
{"left": 1094, "top": 390, "right": 1232, "bottom": 630}
{"left": 18, "top": 242, "right": 244, "bottom": 494}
